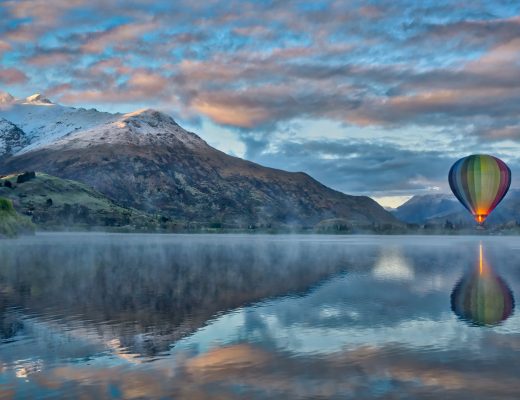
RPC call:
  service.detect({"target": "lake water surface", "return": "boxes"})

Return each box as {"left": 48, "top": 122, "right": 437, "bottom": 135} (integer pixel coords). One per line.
{"left": 0, "top": 233, "right": 519, "bottom": 399}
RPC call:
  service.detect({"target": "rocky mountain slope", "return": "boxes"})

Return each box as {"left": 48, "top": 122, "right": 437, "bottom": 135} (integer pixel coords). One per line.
{"left": 0, "top": 92, "right": 400, "bottom": 229}
{"left": 0, "top": 118, "right": 28, "bottom": 155}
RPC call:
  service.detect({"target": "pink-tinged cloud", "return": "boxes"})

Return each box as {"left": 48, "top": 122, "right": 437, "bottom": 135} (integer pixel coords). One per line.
{"left": 193, "top": 100, "right": 273, "bottom": 128}
{"left": 4, "top": 0, "right": 87, "bottom": 22}
{"left": 486, "top": 125, "right": 520, "bottom": 140}
{"left": 343, "top": 35, "right": 520, "bottom": 132}
{"left": 45, "top": 83, "right": 73, "bottom": 97}
{"left": 58, "top": 68, "right": 171, "bottom": 104}
{"left": 358, "top": 5, "right": 384, "bottom": 18}
{"left": 80, "top": 22, "right": 158, "bottom": 54}
{"left": 186, "top": 82, "right": 355, "bottom": 128}
{"left": 0, "top": 68, "right": 28, "bottom": 84}
{"left": 0, "top": 41, "right": 11, "bottom": 55}
{"left": 467, "top": 37, "right": 520, "bottom": 74}
{"left": 59, "top": 90, "right": 134, "bottom": 104}
{"left": 26, "top": 51, "right": 74, "bottom": 66}
{"left": 88, "top": 58, "right": 133, "bottom": 75}
{"left": 410, "top": 15, "right": 520, "bottom": 48}
{"left": 232, "top": 25, "right": 274, "bottom": 38}
{"left": 3, "top": 0, "right": 89, "bottom": 41}
{"left": 347, "top": 86, "right": 520, "bottom": 126}
{"left": 4, "top": 25, "right": 38, "bottom": 42}
{"left": 127, "top": 71, "right": 169, "bottom": 94}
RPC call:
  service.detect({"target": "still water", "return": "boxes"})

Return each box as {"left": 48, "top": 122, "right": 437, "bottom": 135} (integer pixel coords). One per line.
{"left": 0, "top": 233, "right": 519, "bottom": 399}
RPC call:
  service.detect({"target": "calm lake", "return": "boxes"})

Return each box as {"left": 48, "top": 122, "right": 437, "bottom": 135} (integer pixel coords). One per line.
{"left": 0, "top": 233, "right": 519, "bottom": 399}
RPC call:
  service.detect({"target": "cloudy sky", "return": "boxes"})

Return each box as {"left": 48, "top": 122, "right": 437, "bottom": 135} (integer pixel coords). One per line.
{"left": 1, "top": 0, "right": 520, "bottom": 207}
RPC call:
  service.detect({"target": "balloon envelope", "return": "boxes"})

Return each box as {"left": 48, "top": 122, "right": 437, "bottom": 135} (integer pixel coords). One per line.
{"left": 448, "top": 154, "right": 511, "bottom": 224}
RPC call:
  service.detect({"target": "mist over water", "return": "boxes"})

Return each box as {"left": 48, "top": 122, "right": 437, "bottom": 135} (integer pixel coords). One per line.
{"left": 1, "top": 233, "right": 520, "bottom": 399}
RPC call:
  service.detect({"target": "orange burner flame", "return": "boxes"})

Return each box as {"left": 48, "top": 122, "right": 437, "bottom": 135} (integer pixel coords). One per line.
{"left": 475, "top": 214, "right": 487, "bottom": 224}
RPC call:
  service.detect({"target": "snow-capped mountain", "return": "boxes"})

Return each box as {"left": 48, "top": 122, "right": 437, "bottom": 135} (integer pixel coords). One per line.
{"left": 0, "top": 92, "right": 206, "bottom": 155}
{"left": 0, "top": 91, "right": 118, "bottom": 154}
{"left": 0, "top": 92, "right": 401, "bottom": 228}
{"left": 36, "top": 108, "right": 207, "bottom": 152}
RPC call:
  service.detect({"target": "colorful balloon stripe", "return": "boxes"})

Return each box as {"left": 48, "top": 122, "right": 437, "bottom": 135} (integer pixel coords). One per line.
{"left": 448, "top": 154, "right": 511, "bottom": 224}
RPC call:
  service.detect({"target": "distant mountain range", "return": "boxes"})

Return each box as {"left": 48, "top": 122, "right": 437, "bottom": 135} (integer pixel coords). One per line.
{"left": 0, "top": 92, "right": 400, "bottom": 230}
{"left": 393, "top": 191, "right": 520, "bottom": 227}
{"left": 393, "top": 194, "right": 464, "bottom": 224}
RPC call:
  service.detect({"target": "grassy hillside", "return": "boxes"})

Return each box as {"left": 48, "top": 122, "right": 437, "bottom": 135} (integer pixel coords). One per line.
{"left": 0, "top": 197, "right": 35, "bottom": 237}
{"left": 0, "top": 172, "right": 171, "bottom": 231}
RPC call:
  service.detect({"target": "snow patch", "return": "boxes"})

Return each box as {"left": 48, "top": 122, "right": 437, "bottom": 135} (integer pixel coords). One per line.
{"left": 24, "top": 93, "right": 53, "bottom": 105}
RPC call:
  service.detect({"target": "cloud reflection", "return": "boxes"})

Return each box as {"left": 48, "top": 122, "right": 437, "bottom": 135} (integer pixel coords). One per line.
{"left": 372, "top": 246, "right": 414, "bottom": 281}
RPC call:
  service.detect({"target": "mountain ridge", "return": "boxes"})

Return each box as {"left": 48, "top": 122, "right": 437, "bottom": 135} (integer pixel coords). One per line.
{"left": 0, "top": 93, "right": 402, "bottom": 229}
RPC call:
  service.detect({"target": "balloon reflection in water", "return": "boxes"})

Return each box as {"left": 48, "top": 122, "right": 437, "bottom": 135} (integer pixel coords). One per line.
{"left": 451, "top": 244, "right": 514, "bottom": 326}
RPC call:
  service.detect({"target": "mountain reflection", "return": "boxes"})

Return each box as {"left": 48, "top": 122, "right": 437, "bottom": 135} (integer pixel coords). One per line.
{"left": 0, "top": 234, "right": 377, "bottom": 357}
{"left": 451, "top": 243, "right": 515, "bottom": 326}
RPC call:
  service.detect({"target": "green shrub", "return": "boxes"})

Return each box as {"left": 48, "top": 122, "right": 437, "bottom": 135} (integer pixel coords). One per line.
{"left": 0, "top": 197, "right": 14, "bottom": 211}
{"left": 0, "top": 197, "right": 35, "bottom": 237}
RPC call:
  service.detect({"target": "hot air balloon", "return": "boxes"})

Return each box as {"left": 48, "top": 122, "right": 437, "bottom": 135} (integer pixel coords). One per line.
{"left": 451, "top": 244, "right": 514, "bottom": 326}
{"left": 448, "top": 154, "right": 511, "bottom": 224}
